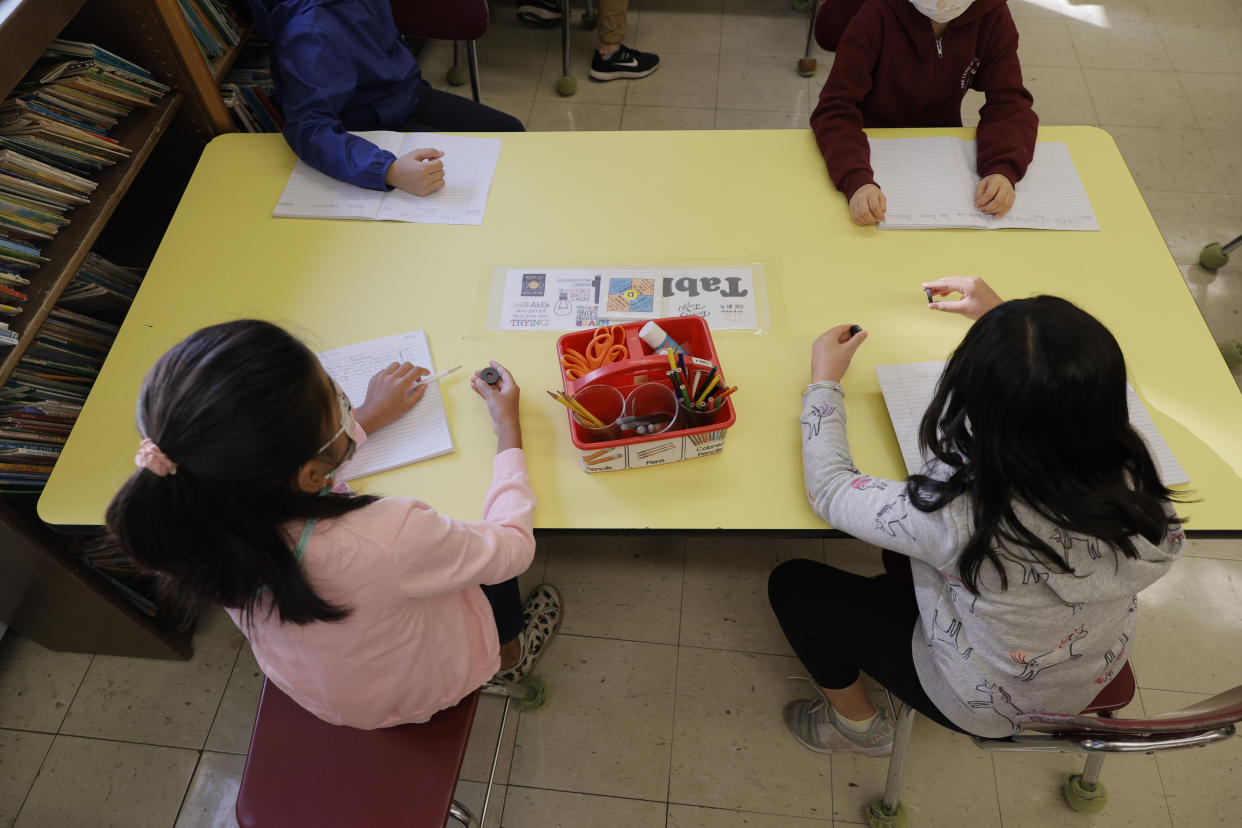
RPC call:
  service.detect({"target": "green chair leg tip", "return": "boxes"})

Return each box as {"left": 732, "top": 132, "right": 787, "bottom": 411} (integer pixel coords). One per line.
{"left": 1200, "top": 243, "right": 1229, "bottom": 270}
{"left": 797, "top": 58, "right": 817, "bottom": 77}
{"left": 446, "top": 65, "right": 469, "bottom": 87}
{"left": 1063, "top": 773, "right": 1109, "bottom": 815}
{"left": 865, "top": 799, "right": 908, "bottom": 828}
{"left": 517, "top": 674, "right": 548, "bottom": 712}
{"left": 556, "top": 75, "right": 578, "bottom": 96}
{"left": 1219, "top": 340, "right": 1242, "bottom": 369}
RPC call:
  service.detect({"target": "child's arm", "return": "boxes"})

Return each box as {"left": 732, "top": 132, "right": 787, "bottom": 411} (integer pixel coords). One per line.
{"left": 388, "top": 361, "right": 535, "bottom": 596}
{"left": 971, "top": 9, "right": 1038, "bottom": 205}
{"left": 809, "top": 7, "right": 885, "bottom": 209}
{"left": 275, "top": 25, "right": 399, "bottom": 191}
{"left": 802, "top": 326, "right": 967, "bottom": 569}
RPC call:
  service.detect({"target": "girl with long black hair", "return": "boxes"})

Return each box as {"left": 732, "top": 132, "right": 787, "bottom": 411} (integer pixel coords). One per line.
{"left": 770, "top": 276, "right": 1184, "bottom": 753}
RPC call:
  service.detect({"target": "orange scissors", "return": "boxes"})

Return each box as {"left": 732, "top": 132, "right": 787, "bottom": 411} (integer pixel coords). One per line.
{"left": 561, "top": 325, "right": 628, "bottom": 380}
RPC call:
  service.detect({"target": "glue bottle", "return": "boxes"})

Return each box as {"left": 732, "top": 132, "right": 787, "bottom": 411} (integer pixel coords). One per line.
{"left": 639, "top": 321, "right": 688, "bottom": 358}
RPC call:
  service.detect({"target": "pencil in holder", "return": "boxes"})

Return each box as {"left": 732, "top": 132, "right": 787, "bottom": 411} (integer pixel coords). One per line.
{"left": 571, "top": 384, "right": 624, "bottom": 442}
{"left": 676, "top": 396, "right": 727, "bottom": 429}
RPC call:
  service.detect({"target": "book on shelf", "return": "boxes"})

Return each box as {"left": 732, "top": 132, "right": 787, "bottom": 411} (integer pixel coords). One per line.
{"left": 0, "top": 253, "right": 139, "bottom": 491}
{"left": 221, "top": 39, "right": 283, "bottom": 133}
{"left": 0, "top": 41, "right": 166, "bottom": 345}
{"left": 176, "top": 0, "right": 247, "bottom": 60}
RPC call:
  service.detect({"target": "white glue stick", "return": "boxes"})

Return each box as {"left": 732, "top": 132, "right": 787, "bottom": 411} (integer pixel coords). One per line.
{"left": 639, "top": 321, "right": 688, "bottom": 357}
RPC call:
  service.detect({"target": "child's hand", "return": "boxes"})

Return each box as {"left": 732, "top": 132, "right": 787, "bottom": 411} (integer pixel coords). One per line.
{"left": 355, "top": 362, "right": 430, "bottom": 433}
{"left": 384, "top": 149, "right": 445, "bottom": 196}
{"left": 976, "top": 174, "right": 1015, "bottom": 217}
{"left": 471, "top": 361, "right": 522, "bottom": 451}
{"left": 923, "top": 276, "right": 1004, "bottom": 320}
{"left": 811, "top": 324, "right": 868, "bottom": 384}
{"left": 849, "top": 184, "right": 887, "bottom": 226}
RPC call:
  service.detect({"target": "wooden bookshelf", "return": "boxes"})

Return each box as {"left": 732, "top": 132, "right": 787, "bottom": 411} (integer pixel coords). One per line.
{"left": 0, "top": 0, "right": 239, "bottom": 659}
{"left": 0, "top": 92, "right": 183, "bottom": 386}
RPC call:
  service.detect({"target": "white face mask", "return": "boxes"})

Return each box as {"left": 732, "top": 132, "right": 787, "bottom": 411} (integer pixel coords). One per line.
{"left": 909, "top": 0, "right": 975, "bottom": 24}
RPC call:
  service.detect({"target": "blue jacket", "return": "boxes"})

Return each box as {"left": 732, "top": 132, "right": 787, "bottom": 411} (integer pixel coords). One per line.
{"left": 249, "top": 0, "right": 424, "bottom": 190}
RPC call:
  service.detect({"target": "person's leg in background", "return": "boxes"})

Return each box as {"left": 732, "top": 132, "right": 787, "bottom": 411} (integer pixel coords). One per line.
{"left": 401, "top": 81, "right": 526, "bottom": 133}
{"left": 589, "top": 0, "right": 660, "bottom": 81}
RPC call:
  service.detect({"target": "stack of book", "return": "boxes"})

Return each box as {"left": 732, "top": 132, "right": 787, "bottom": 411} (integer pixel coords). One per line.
{"left": 221, "top": 39, "right": 283, "bottom": 133}
{"left": 58, "top": 251, "right": 143, "bottom": 305}
{"left": 0, "top": 254, "right": 137, "bottom": 494}
{"left": 0, "top": 40, "right": 166, "bottom": 346}
{"left": 177, "top": 0, "right": 247, "bottom": 61}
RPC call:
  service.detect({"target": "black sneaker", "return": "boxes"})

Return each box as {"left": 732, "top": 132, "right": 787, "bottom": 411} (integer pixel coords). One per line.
{"left": 517, "top": 0, "right": 563, "bottom": 27}
{"left": 589, "top": 44, "right": 660, "bottom": 81}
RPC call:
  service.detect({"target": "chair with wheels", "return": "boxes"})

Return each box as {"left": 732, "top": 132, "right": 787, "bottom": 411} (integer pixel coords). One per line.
{"left": 236, "top": 676, "right": 546, "bottom": 827}
{"left": 389, "top": 0, "right": 490, "bottom": 102}
{"left": 864, "top": 663, "right": 1242, "bottom": 827}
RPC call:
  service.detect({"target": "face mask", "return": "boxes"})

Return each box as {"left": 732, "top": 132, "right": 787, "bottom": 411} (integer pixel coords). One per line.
{"left": 909, "top": 0, "right": 974, "bottom": 24}
{"left": 316, "top": 382, "right": 360, "bottom": 478}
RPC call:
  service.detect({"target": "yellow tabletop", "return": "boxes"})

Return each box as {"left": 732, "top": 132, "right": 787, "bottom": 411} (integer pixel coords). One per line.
{"left": 39, "top": 127, "right": 1242, "bottom": 531}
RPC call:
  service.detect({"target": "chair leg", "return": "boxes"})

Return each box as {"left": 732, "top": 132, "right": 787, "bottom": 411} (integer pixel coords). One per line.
{"left": 478, "top": 693, "right": 510, "bottom": 826}
{"left": 447, "top": 41, "right": 470, "bottom": 88}
{"left": 556, "top": 0, "right": 577, "bottom": 95}
{"left": 864, "top": 697, "right": 915, "bottom": 828}
{"left": 798, "top": 1, "right": 818, "bottom": 76}
{"left": 467, "top": 41, "right": 482, "bottom": 103}
{"left": 448, "top": 800, "right": 480, "bottom": 828}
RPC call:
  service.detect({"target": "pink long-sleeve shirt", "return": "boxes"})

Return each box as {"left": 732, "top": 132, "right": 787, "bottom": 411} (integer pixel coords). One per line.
{"left": 226, "top": 448, "right": 536, "bottom": 729}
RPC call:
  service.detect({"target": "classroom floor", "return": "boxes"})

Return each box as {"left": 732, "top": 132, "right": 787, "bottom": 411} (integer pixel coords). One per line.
{"left": 3, "top": 0, "right": 1242, "bottom": 826}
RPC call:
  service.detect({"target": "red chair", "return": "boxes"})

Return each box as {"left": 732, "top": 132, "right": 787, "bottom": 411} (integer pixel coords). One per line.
{"left": 865, "top": 663, "right": 1242, "bottom": 826}
{"left": 390, "top": 0, "right": 490, "bottom": 102}
{"left": 236, "top": 679, "right": 520, "bottom": 827}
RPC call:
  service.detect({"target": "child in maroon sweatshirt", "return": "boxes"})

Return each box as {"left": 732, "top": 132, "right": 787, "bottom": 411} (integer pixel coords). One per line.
{"left": 811, "top": 0, "right": 1037, "bottom": 226}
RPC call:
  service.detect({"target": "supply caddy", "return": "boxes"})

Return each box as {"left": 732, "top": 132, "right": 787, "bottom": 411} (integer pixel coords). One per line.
{"left": 554, "top": 316, "right": 736, "bottom": 472}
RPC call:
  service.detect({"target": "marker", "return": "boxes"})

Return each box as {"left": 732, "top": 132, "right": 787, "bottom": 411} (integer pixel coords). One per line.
{"left": 479, "top": 366, "right": 500, "bottom": 385}
{"left": 416, "top": 365, "right": 462, "bottom": 384}
{"left": 924, "top": 288, "right": 933, "bottom": 303}
{"left": 848, "top": 324, "right": 861, "bottom": 337}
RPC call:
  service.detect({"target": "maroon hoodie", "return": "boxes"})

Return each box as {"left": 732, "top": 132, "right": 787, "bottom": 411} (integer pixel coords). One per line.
{"left": 810, "top": 0, "right": 1037, "bottom": 200}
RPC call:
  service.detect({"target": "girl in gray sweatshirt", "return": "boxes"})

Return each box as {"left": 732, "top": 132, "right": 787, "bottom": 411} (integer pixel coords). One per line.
{"left": 769, "top": 276, "right": 1184, "bottom": 753}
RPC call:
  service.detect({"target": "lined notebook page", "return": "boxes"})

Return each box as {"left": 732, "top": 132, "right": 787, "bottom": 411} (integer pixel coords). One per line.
{"left": 875, "top": 362, "right": 1188, "bottom": 485}
{"left": 870, "top": 137, "right": 979, "bottom": 228}
{"left": 870, "top": 138, "right": 1099, "bottom": 231}
{"left": 965, "top": 142, "right": 1099, "bottom": 231}
{"left": 272, "top": 131, "right": 402, "bottom": 219}
{"left": 376, "top": 133, "right": 501, "bottom": 225}
{"left": 317, "top": 330, "right": 454, "bottom": 481}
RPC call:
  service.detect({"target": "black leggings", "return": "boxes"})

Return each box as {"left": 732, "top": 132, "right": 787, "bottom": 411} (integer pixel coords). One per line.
{"left": 399, "top": 82, "right": 525, "bottom": 133}
{"left": 480, "top": 577, "right": 524, "bottom": 644}
{"left": 767, "top": 557, "right": 966, "bottom": 734}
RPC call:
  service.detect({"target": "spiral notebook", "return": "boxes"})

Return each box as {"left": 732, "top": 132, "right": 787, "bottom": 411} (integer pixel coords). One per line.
{"left": 317, "top": 330, "right": 454, "bottom": 481}
{"left": 875, "top": 361, "right": 1188, "bottom": 485}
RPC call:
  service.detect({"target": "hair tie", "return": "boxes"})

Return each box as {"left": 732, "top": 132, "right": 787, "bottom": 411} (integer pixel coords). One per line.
{"left": 135, "top": 438, "right": 178, "bottom": 477}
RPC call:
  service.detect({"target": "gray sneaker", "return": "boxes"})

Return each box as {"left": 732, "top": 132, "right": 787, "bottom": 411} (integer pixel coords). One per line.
{"left": 783, "top": 693, "right": 895, "bottom": 756}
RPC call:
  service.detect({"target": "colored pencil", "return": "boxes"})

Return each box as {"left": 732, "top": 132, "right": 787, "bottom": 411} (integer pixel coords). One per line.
{"left": 696, "top": 374, "right": 721, "bottom": 405}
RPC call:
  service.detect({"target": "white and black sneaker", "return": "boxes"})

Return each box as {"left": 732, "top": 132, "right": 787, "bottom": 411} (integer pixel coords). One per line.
{"left": 589, "top": 44, "right": 660, "bottom": 81}
{"left": 493, "top": 584, "right": 563, "bottom": 683}
{"left": 517, "top": 0, "right": 563, "bottom": 27}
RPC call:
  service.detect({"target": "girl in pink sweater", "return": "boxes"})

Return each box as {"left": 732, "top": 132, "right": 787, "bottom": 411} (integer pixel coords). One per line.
{"left": 106, "top": 319, "right": 560, "bottom": 728}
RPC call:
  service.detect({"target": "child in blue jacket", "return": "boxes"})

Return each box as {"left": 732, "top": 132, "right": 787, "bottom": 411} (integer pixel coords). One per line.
{"left": 250, "top": 0, "right": 524, "bottom": 196}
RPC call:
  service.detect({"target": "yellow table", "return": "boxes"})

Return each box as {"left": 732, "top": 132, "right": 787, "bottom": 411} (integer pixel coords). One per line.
{"left": 40, "top": 127, "right": 1242, "bottom": 531}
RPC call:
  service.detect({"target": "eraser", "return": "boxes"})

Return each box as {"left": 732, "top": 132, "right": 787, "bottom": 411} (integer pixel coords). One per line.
{"left": 480, "top": 366, "right": 500, "bottom": 385}
{"left": 924, "top": 288, "right": 933, "bottom": 303}
{"left": 849, "top": 324, "right": 861, "bottom": 337}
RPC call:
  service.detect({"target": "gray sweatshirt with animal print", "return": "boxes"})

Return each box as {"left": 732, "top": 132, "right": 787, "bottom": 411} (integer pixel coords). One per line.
{"left": 801, "top": 384, "right": 1183, "bottom": 737}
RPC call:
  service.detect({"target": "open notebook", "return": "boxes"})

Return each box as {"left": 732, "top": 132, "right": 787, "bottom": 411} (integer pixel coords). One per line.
{"left": 875, "top": 362, "right": 1188, "bottom": 486}
{"left": 317, "top": 330, "right": 454, "bottom": 481}
{"left": 868, "top": 138, "right": 1099, "bottom": 231}
{"left": 274, "top": 132, "right": 501, "bottom": 225}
